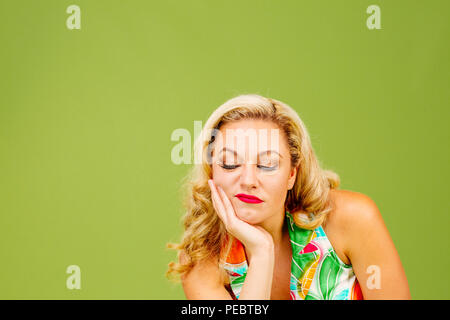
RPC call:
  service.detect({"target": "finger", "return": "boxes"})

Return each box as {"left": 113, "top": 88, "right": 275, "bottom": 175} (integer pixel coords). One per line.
{"left": 211, "top": 182, "right": 228, "bottom": 225}
{"left": 215, "top": 184, "right": 238, "bottom": 229}
{"left": 208, "top": 179, "right": 220, "bottom": 210}
{"left": 217, "top": 186, "right": 237, "bottom": 220}
{"left": 208, "top": 180, "right": 228, "bottom": 224}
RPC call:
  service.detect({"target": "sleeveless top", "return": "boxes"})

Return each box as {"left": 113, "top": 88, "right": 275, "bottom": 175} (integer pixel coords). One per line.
{"left": 220, "top": 211, "right": 363, "bottom": 300}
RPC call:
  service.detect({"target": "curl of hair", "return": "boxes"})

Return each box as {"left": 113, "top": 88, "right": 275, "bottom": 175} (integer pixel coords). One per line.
{"left": 166, "top": 94, "right": 340, "bottom": 283}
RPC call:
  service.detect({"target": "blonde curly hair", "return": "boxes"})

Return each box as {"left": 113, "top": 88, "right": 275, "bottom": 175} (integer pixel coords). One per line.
{"left": 166, "top": 94, "right": 340, "bottom": 283}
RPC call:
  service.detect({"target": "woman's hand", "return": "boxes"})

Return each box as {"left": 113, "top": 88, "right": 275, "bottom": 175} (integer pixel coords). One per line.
{"left": 208, "top": 179, "right": 274, "bottom": 257}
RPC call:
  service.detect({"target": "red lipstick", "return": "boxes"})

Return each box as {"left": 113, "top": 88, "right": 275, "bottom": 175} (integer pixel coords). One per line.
{"left": 235, "top": 193, "right": 263, "bottom": 204}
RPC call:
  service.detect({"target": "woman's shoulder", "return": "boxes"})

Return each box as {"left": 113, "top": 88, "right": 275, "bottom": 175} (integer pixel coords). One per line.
{"left": 179, "top": 250, "right": 229, "bottom": 288}
{"left": 326, "top": 189, "right": 382, "bottom": 227}
{"left": 322, "top": 189, "right": 383, "bottom": 264}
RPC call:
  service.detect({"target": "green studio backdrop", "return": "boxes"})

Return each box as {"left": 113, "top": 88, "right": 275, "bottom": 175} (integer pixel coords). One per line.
{"left": 0, "top": 0, "right": 449, "bottom": 299}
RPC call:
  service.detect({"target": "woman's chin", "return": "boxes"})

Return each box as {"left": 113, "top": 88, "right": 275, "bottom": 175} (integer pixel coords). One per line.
{"left": 235, "top": 209, "right": 260, "bottom": 224}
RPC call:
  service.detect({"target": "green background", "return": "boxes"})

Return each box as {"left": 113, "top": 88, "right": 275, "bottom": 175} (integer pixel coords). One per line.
{"left": 0, "top": 0, "right": 448, "bottom": 299}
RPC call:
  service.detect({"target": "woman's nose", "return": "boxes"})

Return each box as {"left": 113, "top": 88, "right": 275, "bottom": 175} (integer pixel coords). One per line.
{"left": 240, "top": 164, "right": 258, "bottom": 189}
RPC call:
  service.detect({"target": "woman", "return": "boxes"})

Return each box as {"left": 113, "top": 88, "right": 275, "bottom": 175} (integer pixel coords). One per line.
{"left": 167, "top": 94, "right": 410, "bottom": 300}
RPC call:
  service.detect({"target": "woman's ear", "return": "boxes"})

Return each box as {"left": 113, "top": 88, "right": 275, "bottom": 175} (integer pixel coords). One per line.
{"left": 287, "top": 166, "right": 298, "bottom": 190}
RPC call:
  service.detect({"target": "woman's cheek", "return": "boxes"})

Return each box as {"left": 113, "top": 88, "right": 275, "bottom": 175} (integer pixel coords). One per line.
{"left": 265, "top": 179, "right": 289, "bottom": 202}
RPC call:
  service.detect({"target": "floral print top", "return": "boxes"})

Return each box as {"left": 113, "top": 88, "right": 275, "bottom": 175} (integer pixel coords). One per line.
{"left": 221, "top": 211, "right": 363, "bottom": 300}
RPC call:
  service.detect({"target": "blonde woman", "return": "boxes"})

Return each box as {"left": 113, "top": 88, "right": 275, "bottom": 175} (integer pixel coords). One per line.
{"left": 167, "top": 94, "right": 410, "bottom": 300}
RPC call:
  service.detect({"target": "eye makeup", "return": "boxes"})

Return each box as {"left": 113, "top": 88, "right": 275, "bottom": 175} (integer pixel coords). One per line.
{"left": 257, "top": 164, "right": 278, "bottom": 171}
{"left": 216, "top": 160, "right": 280, "bottom": 172}
{"left": 256, "top": 153, "right": 279, "bottom": 171}
{"left": 215, "top": 148, "right": 281, "bottom": 174}
{"left": 219, "top": 163, "right": 240, "bottom": 170}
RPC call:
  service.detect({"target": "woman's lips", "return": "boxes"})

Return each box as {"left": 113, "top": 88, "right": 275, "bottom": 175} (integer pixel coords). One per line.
{"left": 235, "top": 193, "right": 263, "bottom": 204}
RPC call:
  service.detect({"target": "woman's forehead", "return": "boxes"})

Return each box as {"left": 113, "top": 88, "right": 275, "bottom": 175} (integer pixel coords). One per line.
{"left": 218, "top": 146, "right": 282, "bottom": 157}
{"left": 213, "top": 120, "right": 289, "bottom": 157}
{"left": 220, "top": 119, "right": 280, "bottom": 131}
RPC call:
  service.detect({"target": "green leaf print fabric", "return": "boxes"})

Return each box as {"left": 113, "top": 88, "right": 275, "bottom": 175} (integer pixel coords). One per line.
{"left": 221, "top": 211, "right": 364, "bottom": 300}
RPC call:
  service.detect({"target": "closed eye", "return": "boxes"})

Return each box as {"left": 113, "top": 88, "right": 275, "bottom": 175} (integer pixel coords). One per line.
{"left": 218, "top": 163, "right": 278, "bottom": 171}
{"left": 257, "top": 165, "right": 278, "bottom": 171}
{"left": 220, "top": 164, "right": 240, "bottom": 170}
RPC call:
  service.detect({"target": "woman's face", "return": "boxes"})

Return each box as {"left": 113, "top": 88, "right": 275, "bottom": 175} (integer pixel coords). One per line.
{"left": 211, "top": 119, "right": 297, "bottom": 225}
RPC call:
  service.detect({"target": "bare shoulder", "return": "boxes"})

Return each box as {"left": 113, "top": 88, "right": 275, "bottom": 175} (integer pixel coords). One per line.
{"left": 326, "top": 189, "right": 382, "bottom": 227}
{"left": 179, "top": 251, "right": 232, "bottom": 300}
{"left": 179, "top": 250, "right": 221, "bottom": 283}
{"left": 326, "top": 189, "right": 410, "bottom": 299}
{"left": 323, "top": 189, "right": 384, "bottom": 263}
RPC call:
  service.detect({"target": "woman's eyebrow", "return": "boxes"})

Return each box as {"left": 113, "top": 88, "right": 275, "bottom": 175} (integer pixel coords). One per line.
{"left": 219, "top": 148, "right": 282, "bottom": 158}
{"left": 219, "top": 147, "right": 237, "bottom": 156}
{"left": 218, "top": 147, "right": 243, "bottom": 161}
{"left": 259, "top": 150, "right": 283, "bottom": 158}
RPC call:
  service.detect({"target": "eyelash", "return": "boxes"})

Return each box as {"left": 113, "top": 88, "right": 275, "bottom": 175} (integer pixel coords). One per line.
{"left": 220, "top": 164, "right": 239, "bottom": 170}
{"left": 220, "top": 164, "right": 278, "bottom": 171}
